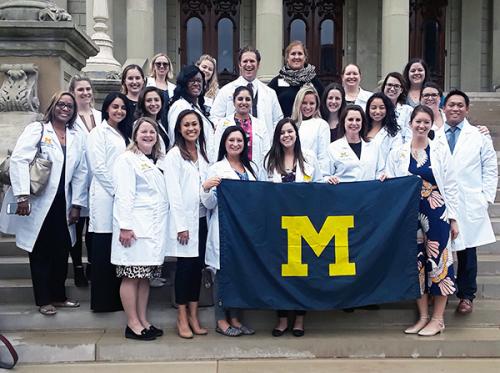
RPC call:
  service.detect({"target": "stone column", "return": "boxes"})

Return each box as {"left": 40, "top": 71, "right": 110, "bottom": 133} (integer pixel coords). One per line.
{"left": 83, "top": 0, "right": 121, "bottom": 79}
{"left": 460, "top": 0, "right": 482, "bottom": 91}
{"left": 255, "top": 0, "right": 283, "bottom": 82}
{"left": 356, "top": 0, "right": 379, "bottom": 90}
{"left": 492, "top": 0, "right": 500, "bottom": 90}
{"left": 124, "top": 0, "right": 154, "bottom": 70}
{"left": 381, "top": 0, "right": 409, "bottom": 78}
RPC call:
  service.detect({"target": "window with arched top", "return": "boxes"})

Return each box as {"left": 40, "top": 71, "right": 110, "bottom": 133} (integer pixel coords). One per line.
{"left": 290, "top": 19, "right": 307, "bottom": 43}
{"left": 186, "top": 17, "right": 203, "bottom": 65}
{"left": 217, "top": 17, "right": 234, "bottom": 73}
{"left": 180, "top": 0, "right": 240, "bottom": 86}
{"left": 284, "top": 1, "right": 343, "bottom": 84}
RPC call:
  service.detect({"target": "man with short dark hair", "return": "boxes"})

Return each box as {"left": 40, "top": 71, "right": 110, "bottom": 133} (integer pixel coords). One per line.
{"left": 210, "top": 46, "right": 283, "bottom": 140}
{"left": 443, "top": 89, "right": 497, "bottom": 314}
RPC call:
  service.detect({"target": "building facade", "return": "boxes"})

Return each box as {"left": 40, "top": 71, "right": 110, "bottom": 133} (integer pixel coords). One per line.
{"left": 73, "top": 0, "right": 500, "bottom": 92}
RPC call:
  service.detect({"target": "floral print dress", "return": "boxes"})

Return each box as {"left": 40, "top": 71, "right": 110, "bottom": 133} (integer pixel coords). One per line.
{"left": 409, "top": 145, "right": 456, "bottom": 296}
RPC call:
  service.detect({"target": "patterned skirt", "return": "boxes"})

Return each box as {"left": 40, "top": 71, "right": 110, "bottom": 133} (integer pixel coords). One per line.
{"left": 116, "top": 265, "right": 162, "bottom": 279}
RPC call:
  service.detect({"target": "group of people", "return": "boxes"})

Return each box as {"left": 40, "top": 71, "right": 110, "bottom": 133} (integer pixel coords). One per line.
{"left": 0, "top": 41, "right": 497, "bottom": 342}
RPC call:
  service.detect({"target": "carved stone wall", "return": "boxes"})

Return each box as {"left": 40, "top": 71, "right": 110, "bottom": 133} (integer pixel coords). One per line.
{"left": 0, "top": 64, "right": 40, "bottom": 112}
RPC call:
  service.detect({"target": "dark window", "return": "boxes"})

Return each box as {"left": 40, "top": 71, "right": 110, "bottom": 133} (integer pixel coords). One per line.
{"left": 180, "top": 0, "right": 241, "bottom": 86}
{"left": 186, "top": 17, "right": 203, "bottom": 65}
{"left": 284, "top": 0, "right": 344, "bottom": 84}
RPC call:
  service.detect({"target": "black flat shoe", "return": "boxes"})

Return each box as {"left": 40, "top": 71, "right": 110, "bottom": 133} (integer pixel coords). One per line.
{"left": 125, "top": 326, "right": 156, "bottom": 341}
{"left": 149, "top": 325, "right": 164, "bottom": 337}
{"left": 272, "top": 328, "right": 287, "bottom": 337}
{"left": 292, "top": 328, "right": 305, "bottom": 337}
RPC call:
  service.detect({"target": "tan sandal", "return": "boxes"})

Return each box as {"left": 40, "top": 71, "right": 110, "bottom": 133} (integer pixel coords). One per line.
{"left": 39, "top": 304, "right": 57, "bottom": 316}
{"left": 418, "top": 317, "right": 445, "bottom": 336}
{"left": 404, "top": 316, "right": 430, "bottom": 334}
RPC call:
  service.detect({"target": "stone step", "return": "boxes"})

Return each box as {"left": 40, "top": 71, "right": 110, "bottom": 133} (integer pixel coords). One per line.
{"left": 0, "top": 279, "right": 174, "bottom": 304}
{"left": 488, "top": 203, "right": 500, "bottom": 217}
{"left": 1, "top": 299, "right": 500, "bottom": 332}
{"left": 481, "top": 237, "right": 500, "bottom": 253}
{"left": 491, "top": 217, "right": 500, "bottom": 234}
{"left": 2, "top": 326, "right": 500, "bottom": 364}
{"left": 10, "top": 359, "right": 500, "bottom": 373}
{"left": 0, "top": 256, "right": 89, "bottom": 279}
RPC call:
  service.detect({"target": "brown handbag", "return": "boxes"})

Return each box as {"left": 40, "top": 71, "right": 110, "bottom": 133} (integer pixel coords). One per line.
{"left": 0, "top": 123, "right": 52, "bottom": 196}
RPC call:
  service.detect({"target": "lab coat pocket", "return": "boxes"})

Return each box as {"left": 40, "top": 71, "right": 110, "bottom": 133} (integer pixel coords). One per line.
{"left": 132, "top": 207, "right": 154, "bottom": 238}
{"left": 465, "top": 190, "right": 488, "bottom": 221}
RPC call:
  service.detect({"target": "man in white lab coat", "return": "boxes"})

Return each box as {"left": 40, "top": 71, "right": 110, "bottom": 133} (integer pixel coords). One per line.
{"left": 443, "top": 89, "right": 498, "bottom": 314}
{"left": 210, "top": 46, "right": 283, "bottom": 142}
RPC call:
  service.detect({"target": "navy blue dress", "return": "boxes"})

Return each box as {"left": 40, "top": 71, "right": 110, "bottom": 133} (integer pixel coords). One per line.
{"left": 409, "top": 146, "right": 456, "bottom": 296}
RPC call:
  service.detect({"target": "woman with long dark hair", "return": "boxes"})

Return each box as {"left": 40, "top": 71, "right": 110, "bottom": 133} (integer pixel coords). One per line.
{"left": 168, "top": 65, "right": 214, "bottom": 156}
{"left": 320, "top": 83, "right": 347, "bottom": 142}
{"left": 403, "top": 58, "right": 429, "bottom": 108}
{"left": 87, "top": 92, "right": 129, "bottom": 312}
{"left": 381, "top": 72, "right": 413, "bottom": 143}
{"left": 201, "top": 126, "right": 257, "bottom": 337}
{"left": 135, "top": 86, "right": 170, "bottom": 151}
{"left": 164, "top": 109, "right": 210, "bottom": 339}
{"left": 365, "top": 92, "right": 402, "bottom": 167}
{"left": 121, "top": 64, "right": 146, "bottom": 139}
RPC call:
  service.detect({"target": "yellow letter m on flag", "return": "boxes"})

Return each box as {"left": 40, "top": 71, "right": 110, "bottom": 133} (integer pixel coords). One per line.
{"left": 281, "top": 216, "right": 356, "bottom": 277}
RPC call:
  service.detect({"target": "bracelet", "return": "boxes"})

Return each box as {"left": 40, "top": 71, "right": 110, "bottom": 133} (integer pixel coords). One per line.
{"left": 16, "top": 195, "right": 29, "bottom": 203}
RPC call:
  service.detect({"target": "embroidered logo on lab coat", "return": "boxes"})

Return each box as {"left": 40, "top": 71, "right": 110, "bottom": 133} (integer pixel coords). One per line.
{"left": 42, "top": 136, "right": 53, "bottom": 145}
{"left": 140, "top": 162, "right": 152, "bottom": 171}
{"left": 339, "top": 151, "right": 350, "bottom": 159}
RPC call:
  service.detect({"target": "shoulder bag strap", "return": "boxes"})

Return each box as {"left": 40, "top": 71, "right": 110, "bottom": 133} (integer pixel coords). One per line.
{"left": 0, "top": 334, "right": 19, "bottom": 369}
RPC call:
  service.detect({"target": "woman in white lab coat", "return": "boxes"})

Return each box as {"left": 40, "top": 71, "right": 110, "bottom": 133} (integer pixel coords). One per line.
{"left": 385, "top": 105, "right": 460, "bottom": 336}
{"left": 135, "top": 86, "right": 170, "bottom": 151}
{"left": 111, "top": 117, "right": 167, "bottom": 341}
{"left": 365, "top": 92, "right": 402, "bottom": 169}
{"left": 0, "top": 91, "right": 88, "bottom": 315}
{"left": 87, "top": 92, "right": 129, "bottom": 313}
{"left": 69, "top": 74, "right": 102, "bottom": 287}
{"left": 201, "top": 126, "right": 257, "bottom": 337}
{"left": 168, "top": 65, "right": 214, "bottom": 155}
{"left": 341, "top": 63, "right": 372, "bottom": 109}
{"left": 326, "top": 105, "right": 384, "bottom": 185}
{"left": 164, "top": 109, "right": 210, "bottom": 339}
{"left": 261, "top": 117, "right": 321, "bottom": 337}
{"left": 381, "top": 72, "right": 413, "bottom": 143}
{"left": 212, "top": 85, "right": 270, "bottom": 167}
{"left": 290, "top": 84, "right": 330, "bottom": 176}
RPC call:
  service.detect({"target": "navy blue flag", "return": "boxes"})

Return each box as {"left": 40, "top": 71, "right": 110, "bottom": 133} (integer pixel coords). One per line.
{"left": 217, "top": 176, "right": 422, "bottom": 310}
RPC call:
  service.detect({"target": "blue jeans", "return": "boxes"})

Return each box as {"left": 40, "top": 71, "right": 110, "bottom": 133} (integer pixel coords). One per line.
{"left": 456, "top": 247, "right": 477, "bottom": 301}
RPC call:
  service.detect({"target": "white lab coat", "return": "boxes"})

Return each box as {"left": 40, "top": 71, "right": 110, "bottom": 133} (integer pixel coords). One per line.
{"left": 210, "top": 76, "right": 283, "bottom": 139}
{"left": 355, "top": 88, "right": 373, "bottom": 109}
{"left": 164, "top": 146, "right": 209, "bottom": 257}
{"left": 326, "top": 137, "right": 383, "bottom": 182}
{"left": 86, "top": 120, "right": 127, "bottom": 233}
{"left": 167, "top": 97, "right": 214, "bottom": 158}
{"left": 74, "top": 108, "right": 102, "bottom": 217}
{"left": 395, "top": 103, "right": 413, "bottom": 143}
{"left": 0, "top": 121, "right": 88, "bottom": 252}
{"left": 212, "top": 115, "right": 270, "bottom": 170}
{"left": 385, "top": 140, "right": 463, "bottom": 251}
{"left": 111, "top": 151, "right": 168, "bottom": 266}
{"left": 201, "top": 157, "right": 257, "bottom": 269}
{"left": 369, "top": 127, "right": 403, "bottom": 169}
{"left": 448, "top": 119, "right": 498, "bottom": 248}
{"left": 299, "top": 117, "right": 334, "bottom": 177}
{"left": 259, "top": 150, "right": 323, "bottom": 182}
{"left": 146, "top": 77, "right": 176, "bottom": 98}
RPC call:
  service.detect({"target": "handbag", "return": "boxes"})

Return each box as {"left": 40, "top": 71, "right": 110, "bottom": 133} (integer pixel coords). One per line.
{"left": 0, "top": 123, "right": 52, "bottom": 196}
{"left": 0, "top": 334, "right": 18, "bottom": 369}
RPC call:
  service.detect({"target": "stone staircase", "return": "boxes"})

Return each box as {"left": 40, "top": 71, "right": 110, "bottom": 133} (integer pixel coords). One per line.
{"left": 1, "top": 98, "right": 500, "bottom": 365}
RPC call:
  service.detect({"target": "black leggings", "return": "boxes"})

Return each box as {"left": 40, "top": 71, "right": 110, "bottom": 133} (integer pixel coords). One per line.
{"left": 175, "top": 217, "right": 208, "bottom": 305}
{"left": 70, "top": 217, "right": 92, "bottom": 267}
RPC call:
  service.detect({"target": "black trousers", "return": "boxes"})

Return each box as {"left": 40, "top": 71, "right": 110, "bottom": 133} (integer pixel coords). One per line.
{"left": 175, "top": 217, "right": 208, "bottom": 305}
{"left": 71, "top": 217, "right": 92, "bottom": 267}
{"left": 277, "top": 310, "right": 306, "bottom": 318}
{"left": 29, "top": 192, "right": 71, "bottom": 306}
{"left": 90, "top": 233, "right": 122, "bottom": 312}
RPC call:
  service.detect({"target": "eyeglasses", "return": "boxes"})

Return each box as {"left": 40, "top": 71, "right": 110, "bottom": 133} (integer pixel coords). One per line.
{"left": 422, "top": 93, "right": 439, "bottom": 98}
{"left": 155, "top": 62, "right": 169, "bottom": 67}
{"left": 188, "top": 79, "right": 203, "bottom": 85}
{"left": 55, "top": 101, "right": 74, "bottom": 111}
{"left": 385, "top": 83, "right": 402, "bottom": 90}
